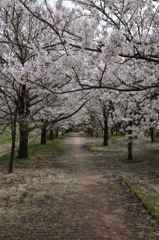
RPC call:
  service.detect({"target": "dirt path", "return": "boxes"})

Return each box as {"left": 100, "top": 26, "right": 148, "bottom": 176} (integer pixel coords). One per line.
{"left": 49, "top": 134, "right": 158, "bottom": 240}
{"left": 0, "top": 134, "right": 158, "bottom": 239}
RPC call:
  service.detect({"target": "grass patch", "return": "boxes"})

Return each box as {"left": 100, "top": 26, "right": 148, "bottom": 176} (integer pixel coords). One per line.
{"left": 86, "top": 141, "right": 127, "bottom": 152}
{"left": 0, "top": 126, "right": 20, "bottom": 145}
{"left": 28, "top": 139, "right": 67, "bottom": 160}
{"left": 0, "top": 126, "right": 13, "bottom": 145}
{"left": 0, "top": 138, "right": 68, "bottom": 172}
{"left": 79, "top": 131, "right": 89, "bottom": 137}
{"left": 43, "top": 193, "right": 55, "bottom": 200}
{"left": 120, "top": 157, "right": 146, "bottom": 163}
{"left": 123, "top": 177, "right": 159, "bottom": 223}
{"left": 64, "top": 131, "right": 88, "bottom": 137}
{"left": 0, "top": 137, "right": 73, "bottom": 236}
{"left": 0, "top": 152, "right": 18, "bottom": 171}
{"left": 93, "top": 131, "right": 104, "bottom": 138}
{"left": 145, "top": 142, "right": 159, "bottom": 147}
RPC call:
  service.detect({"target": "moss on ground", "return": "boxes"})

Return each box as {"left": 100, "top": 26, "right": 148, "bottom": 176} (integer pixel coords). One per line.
{"left": 123, "top": 177, "right": 159, "bottom": 224}
{"left": 120, "top": 157, "right": 146, "bottom": 163}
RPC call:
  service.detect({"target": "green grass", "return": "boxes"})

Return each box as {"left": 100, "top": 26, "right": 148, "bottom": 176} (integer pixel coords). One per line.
{"left": 0, "top": 125, "right": 41, "bottom": 146}
{"left": 86, "top": 141, "right": 127, "bottom": 152}
{"left": 0, "top": 127, "right": 14, "bottom": 145}
{"left": 124, "top": 177, "right": 159, "bottom": 223}
{"left": 43, "top": 193, "right": 54, "bottom": 200}
{"left": 120, "top": 157, "right": 146, "bottom": 163}
{"left": 79, "top": 131, "right": 89, "bottom": 137}
{"left": 0, "top": 138, "right": 68, "bottom": 171}
{"left": 28, "top": 139, "right": 66, "bottom": 159}
{"left": 0, "top": 125, "right": 21, "bottom": 145}
{"left": 86, "top": 136, "right": 155, "bottom": 164}
{"left": 0, "top": 152, "right": 15, "bottom": 171}
{"left": 63, "top": 131, "right": 89, "bottom": 137}
{"left": 93, "top": 131, "right": 104, "bottom": 138}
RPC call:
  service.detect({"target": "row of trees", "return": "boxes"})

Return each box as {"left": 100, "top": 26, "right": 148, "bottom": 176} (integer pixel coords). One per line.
{"left": 0, "top": 0, "right": 92, "bottom": 172}
{"left": 85, "top": 89, "right": 159, "bottom": 159}
{"left": 0, "top": 0, "right": 159, "bottom": 172}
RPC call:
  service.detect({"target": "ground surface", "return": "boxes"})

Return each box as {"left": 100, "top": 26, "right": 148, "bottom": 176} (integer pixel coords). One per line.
{"left": 0, "top": 133, "right": 159, "bottom": 239}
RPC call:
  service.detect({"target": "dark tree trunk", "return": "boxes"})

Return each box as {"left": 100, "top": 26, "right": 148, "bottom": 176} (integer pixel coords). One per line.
{"left": 90, "top": 129, "right": 94, "bottom": 137}
{"left": 9, "top": 120, "right": 17, "bottom": 173}
{"left": 128, "top": 141, "right": 133, "bottom": 160}
{"left": 41, "top": 127, "right": 46, "bottom": 145}
{"left": 88, "top": 128, "right": 91, "bottom": 135}
{"left": 18, "top": 121, "right": 29, "bottom": 159}
{"left": 111, "top": 127, "right": 114, "bottom": 135}
{"left": 127, "top": 121, "right": 133, "bottom": 160}
{"left": 55, "top": 129, "right": 58, "bottom": 138}
{"left": 103, "top": 121, "right": 109, "bottom": 146}
{"left": 115, "top": 126, "right": 118, "bottom": 135}
{"left": 150, "top": 127, "right": 155, "bottom": 142}
{"left": 49, "top": 129, "right": 54, "bottom": 140}
{"left": 18, "top": 84, "right": 30, "bottom": 159}
{"left": 62, "top": 130, "right": 64, "bottom": 136}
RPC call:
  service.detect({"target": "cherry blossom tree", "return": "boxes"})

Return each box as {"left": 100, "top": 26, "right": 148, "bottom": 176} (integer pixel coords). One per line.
{"left": 86, "top": 91, "right": 116, "bottom": 146}
{"left": 0, "top": 1, "right": 88, "bottom": 157}
{"left": 0, "top": 74, "right": 18, "bottom": 173}
{"left": 1, "top": 0, "right": 159, "bottom": 168}
{"left": 37, "top": 91, "right": 92, "bottom": 145}
{"left": 55, "top": 0, "right": 159, "bottom": 93}
{"left": 111, "top": 89, "right": 159, "bottom": 160}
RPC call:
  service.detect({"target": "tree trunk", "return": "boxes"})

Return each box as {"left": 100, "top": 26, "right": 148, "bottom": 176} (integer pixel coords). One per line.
{"left": 88, "top": 128, "right": 91, "bottom": 135}
{"left": 18, "top": 120, "right": 29, "bottom": 159}
{"left": 55, "top": 129, "right": 58, "bottom": 138}
{"left": 95, "top": 132, "right": 98, "bottom": 137}
{"left": 150, "top": 127, "right": 155, "bottom": 142}
{"left": 9, "top": 120, "right": 17, "bottom": 173}
{"left": 49, "top": 129, "right": 54, "bottom": 140}
{"left": 128, "top": 121, "right": 133, "bottom": 160}
{"left": 103, "top": 121, "right": 109, "bottom": 146}
{"left": 90, "top": 129, "right": 94, "bottom": 137}
{"left": 18, "top": 84, "right": 30, "bottom": 159}
{"left": 41, "top": 127, "right": 46, "bottom": 145}
{"left": 111, "top": 127, "right": 114, "bottom": 135}
{"left": 128, "top": 140, "right": 133, "bottom": 160}
{"left": 115, "top": 126, "right": 118, "bottom": 135}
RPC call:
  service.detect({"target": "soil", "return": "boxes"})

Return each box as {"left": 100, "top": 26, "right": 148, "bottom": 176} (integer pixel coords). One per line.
{"left": 0, "top": 133, "right": 159, "bottom": 239}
